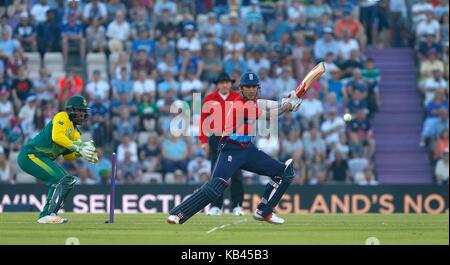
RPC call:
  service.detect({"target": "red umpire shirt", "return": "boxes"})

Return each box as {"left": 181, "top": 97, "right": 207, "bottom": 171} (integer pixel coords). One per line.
{"left": 199, "top": 89, "right": 241, "bottom": 144}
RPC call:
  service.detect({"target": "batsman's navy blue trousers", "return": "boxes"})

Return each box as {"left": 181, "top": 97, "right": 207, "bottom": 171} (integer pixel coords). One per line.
{"left": 211, "top": 140, "right": 286, "bottom": 182}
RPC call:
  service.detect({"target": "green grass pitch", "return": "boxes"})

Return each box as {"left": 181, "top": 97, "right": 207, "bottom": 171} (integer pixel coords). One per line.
{"left": 0, "top": 213, "right": 448, "bottom": 245}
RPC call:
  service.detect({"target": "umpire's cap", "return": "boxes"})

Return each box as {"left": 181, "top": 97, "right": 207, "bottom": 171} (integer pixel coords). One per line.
{"left": 214, "top": 72, "right": 235, "bottom": 84}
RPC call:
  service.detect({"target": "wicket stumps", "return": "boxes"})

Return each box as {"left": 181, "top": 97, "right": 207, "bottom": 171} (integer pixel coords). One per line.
{"left": 108, "top": 152, "right": 117, "bottom": 224}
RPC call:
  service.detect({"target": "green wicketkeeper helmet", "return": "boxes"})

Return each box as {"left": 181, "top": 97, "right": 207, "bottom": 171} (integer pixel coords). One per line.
{"left": 65, "top": 95, "right": 90, "bottom": 125}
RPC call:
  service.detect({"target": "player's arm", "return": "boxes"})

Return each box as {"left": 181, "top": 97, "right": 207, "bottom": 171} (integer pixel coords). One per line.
{"left": 51, "top": 112, "right": 77, "bottom": 149}
{"left": 257, "top": 99, "right": 293, "bottom": 120}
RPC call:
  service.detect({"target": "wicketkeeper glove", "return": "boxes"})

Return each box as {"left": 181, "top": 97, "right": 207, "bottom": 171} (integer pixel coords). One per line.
{"left": 70, "top": 140, "right": 98, "bottom": 163}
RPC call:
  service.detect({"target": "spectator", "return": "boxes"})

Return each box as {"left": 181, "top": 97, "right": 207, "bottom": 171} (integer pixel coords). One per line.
{"left": 435, "top": 148, "right": 449, "bottom": 185}
{"left": 323, "top": 92, "right": 344, "bottom": 117}
{"left": 177, "top": 24, "right": 201, "bottom": 55}
{"left": 332, "top": 0, "right": 355, "bottom": 21}
{"left": 0, "top": 30, "right": 21, "bottom": 60}
{"left": 303, "top": 126, "right": 327, "bottom": 161}
{"left": 271, "top": 33, "right": 293, "bottom": 64}
{"left": 133, "top": 70, "right": 156, "bottom": 100}
{"left": 132, "top": 28, "right": 154, "bottom": 57}
{"left": 327, "top": 150, "right": 349, "bottom": 183}
{"left": 420, "top": 69, "right": 448, "bottom": 107}
{"left": 112, "top": 67, "right": 133, "bottom": 97}
{"left": 36, "top": 10, "right": 61, "bottom": 56}
{"left": 0, "top": 89, "right": 14, "bottom": 130}
{"left": 6, "top": 0, "right": 28, "bottom": 29}
{"left": 86, "top": 147, "right": 111, "bottom": 184}
{"left": 417, "top": 34, "right": 442, "bottom": 61}
{"left": 111, "top": 51, "right": 131, "bottom": 80}
{"left": 89, "top": 94, "right": 109, "bottom": 147}
{"left": 199, "top": 12, "right": 223, "bottom": 40}
{"left": 111, "top": 91, "right": 137, "bottom": 117}
{"left": 181, "top": 70, "right": 203, "bottom": 97}
{"left": 187, "top": 151, "right": 211, "bottom": 184}
{"left": 153, "top": 8, "right": 176, "bottom": 41}
{"left": 30, "top": 0, "right": 51, "bottom": 24}
{"left": 83, "top": 0, "right": 108, "bottom": 25}
{"left": 61, "top": 13, "right": 86, "bottom": 65}
{"left": 224, "top": 31, "right": 245, "bottom": 61}
{"left": 247, "top": 49, "right": 270, "bottom": 75}
{"left": 287, "top": 0, "right": 307, "bottom": 24}
{"left": 85, "top": 17, "right": 106, "bottom": 53}
{"left": 321, "top": 107, "right": 346, "bottom": 147}
{"left": 336, "top": 31, "right": 360, "bottom": 63}
{"left": 258, "top": 67, "right": 276, "bottom": 100}
{"left": 299, "top": 89, "right": 324, "bottom": 129}
{"left": 137, "top": 93, "right": 160, "bottom": 133}
{"left": 132, "top": 49, "right": 156, "bottom": 79}
{"left": 307, "top": 153, "right": 328, "bottom": 184}
{"left": 223, "top": 12, "right": 247, "bottom": 40}
{"left": 257, "top": 134, "right": 280, "bottom": 159}
{"left": 11, "top": 66, "right": 33, "bottom": 108}
{"left": 420, "top": 90, "right": 448, "bottom": 147}
{"left": 33, "top": 68, "right": 56, "bottom": 102}
{"left": 158, "top": 70, "right": 181, "bottom": 94}
{"left": 334, "top": 10, "right": 366, "bottom": 51}
{"left": 117, "top": 150, "right": 142, "bottom": 184}
{"left": 154, "top": 0, "right": 177, "bottom": 16}
{"left": 412, "top": 0, "right": 433, "bottom": 25}
{"left": 420, "top": 49, "right": 445, "bottom": 79}
{"left": 139, "top": 133, "right": 162, "bottom": 176}
{"left": 0, "top": 148, "right": 11, "bottom": 183}
{"left": 244, "top": 0, "right": 263, "bottom": 28}
{"left": 154, "top": 35, "right": 176, "bottom": 62}
{"left": 354, "top": 167, "right": 378, "bottom": 185}
{"left": 347, "top": 88, "right": 368, "bottom": 116}
{"left": 433, "top": 129, "right": 449, "bottom": 162}
{"left": 224, "top": 50, "right": 248, "bottom": 76}
{"left": 14, "top": 12, "right": 37, "bottom": 52}
{"left": 323, "top": 68, "right": 347, "bottom": 105}
{"left": 18, "top": 94, "right": 37, "bottom": 140}
{"left": 313, "top": 27, "right": 338, "bottom": 61}
{"left": 281, "top": 129, "right": 304, "bottom": 163}
{"left": 340, "top": 50, "right": 364, "bottom": 78}
{"left": 57, "top": 71, "right": 83, "bottom": 103}
{"left": 106, "top": 0, "right": 127, "bottom": 23}
{"left": 200, "top": 46, "right": 223, "bottom": 83}
{"left": 267, "top": 11, "right": 290, "bottom": 43}
{"left": 416, "top": 10, "right": 441, "bottom": 43}
{"left": 86, "top": 70, "right": 110, "bottom": 102}
{"left": 307, "top": 0, "right": 332, "bottom": 25}
{"left": 106, "top": 11, "right": 131, "bottom": 53}
{"left": 116, "top": 134, "right": 138, "bottom": 163}
{"left": 361, "top": 58, "right": 381, "bottom": 114}
{"left": 245, "top": 28, "right": 268, "bottom": 53}
{"left": 7, "top": 47, "right": 28, "bottom": 79}
{"left": 274, "top": 67, "right": 297, "bottom": 98}
{"left": 161, "top": 134, "right": 189, "bottom": 175}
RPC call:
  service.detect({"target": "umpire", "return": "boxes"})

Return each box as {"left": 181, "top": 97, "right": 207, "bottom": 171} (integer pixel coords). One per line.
{"left": 200, "top": 72, "right": 245, "bottom": 216}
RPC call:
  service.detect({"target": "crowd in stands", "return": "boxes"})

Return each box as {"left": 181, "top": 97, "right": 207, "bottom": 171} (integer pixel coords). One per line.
{"left": 0, "top": 0, "right": 446, "bottom": 186}
{"left": 411, "top": 0, "right": 449, "bottom": 185}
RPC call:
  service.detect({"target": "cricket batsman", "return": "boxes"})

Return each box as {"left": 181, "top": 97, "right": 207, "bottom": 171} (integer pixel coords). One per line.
{"left": 18, "top": 95, "right": 98, "bottom": 224}
{"left": 168, "top": 72, "right": 301, "bottom": 225}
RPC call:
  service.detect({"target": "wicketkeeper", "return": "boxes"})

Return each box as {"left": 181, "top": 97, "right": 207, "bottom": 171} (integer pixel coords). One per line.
{"left": 18, "top": 95, "right": 98, "bottom": 224}
{"left": 168, "top": 72, "right": 301, "bottom": 224}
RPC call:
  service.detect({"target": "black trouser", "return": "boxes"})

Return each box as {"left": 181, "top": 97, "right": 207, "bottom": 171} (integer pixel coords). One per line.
{"left": 208, "top": 136, "right": 244, "bottom": 209}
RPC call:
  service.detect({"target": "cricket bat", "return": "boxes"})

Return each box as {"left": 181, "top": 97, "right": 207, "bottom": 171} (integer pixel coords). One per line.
{"left": 288, "top": 62, "right": 326, "bottom": 100}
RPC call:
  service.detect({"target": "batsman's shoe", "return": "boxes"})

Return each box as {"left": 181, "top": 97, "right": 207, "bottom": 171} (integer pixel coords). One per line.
{"left": 167, "top": 215, "right": 180, "bottom": 224}
{"left": 37, "top": 213, "right": 68, "bottom": 224}
{"left": 253, "top": 211, "right": 285, "bottom": 225}
{"left": 207, "top": 206, "right": 222, "bottom": 216}
{"left": 232, "top": 206, "right": 244, "bottom": 216}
